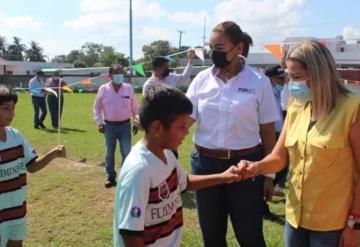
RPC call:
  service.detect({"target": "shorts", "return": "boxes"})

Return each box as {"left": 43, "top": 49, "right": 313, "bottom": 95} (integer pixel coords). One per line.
{"left": 0, "top": 221, "right": 27, "bottom": 247}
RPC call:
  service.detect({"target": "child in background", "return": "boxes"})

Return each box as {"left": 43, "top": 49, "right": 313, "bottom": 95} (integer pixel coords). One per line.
{"left": 0, "top": 85, "right": 66, "bottom": 247}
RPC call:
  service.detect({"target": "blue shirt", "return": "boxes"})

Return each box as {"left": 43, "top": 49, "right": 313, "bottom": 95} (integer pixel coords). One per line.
{"left": 29, "top": 76, "right": 45, "bottom": 97}
{"left": 273, "top": 86, "right": 284, "bottom": 133}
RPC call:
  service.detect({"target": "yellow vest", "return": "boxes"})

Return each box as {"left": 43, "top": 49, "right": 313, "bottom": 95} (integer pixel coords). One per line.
{"left": 285, "top": 93, "right": 359, "bottom": 231}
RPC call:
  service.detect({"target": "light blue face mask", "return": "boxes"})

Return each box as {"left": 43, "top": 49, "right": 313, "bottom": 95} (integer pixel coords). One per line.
{"left": 274, "top": 84, "right": 284, "bottom": 92}
{"left": 112, "top": 74, "right": 124, "bottom": 85}
{"left": 288, "top": 80, "right": 311, "bottom": 102}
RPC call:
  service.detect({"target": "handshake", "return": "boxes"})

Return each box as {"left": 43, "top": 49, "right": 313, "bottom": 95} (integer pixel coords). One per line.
{"left": 222, "top": 160, "right": 262, "bottom": 183}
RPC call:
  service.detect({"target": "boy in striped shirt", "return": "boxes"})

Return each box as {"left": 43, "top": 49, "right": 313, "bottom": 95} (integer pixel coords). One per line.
{"left": 113, "top": 86, "right": 243, "bottom": 247}
{"left": 0, "top": 85, "right": 65, "bottom": 247}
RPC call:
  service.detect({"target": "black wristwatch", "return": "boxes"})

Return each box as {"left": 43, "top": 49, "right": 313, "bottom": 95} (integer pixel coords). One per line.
{"left": 347, "top": 216, "right": 360, "bottom": 230}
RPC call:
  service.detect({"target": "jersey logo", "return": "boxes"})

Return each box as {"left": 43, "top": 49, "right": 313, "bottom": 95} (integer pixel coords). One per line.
{"left": 158, "top": 181, "right": 170, "bottom": 201}
{"left": 238, "top": 87, "right": 256, "bottom": 94}
{"left": 130, "top": 207, "right": 141, "bottom": 218}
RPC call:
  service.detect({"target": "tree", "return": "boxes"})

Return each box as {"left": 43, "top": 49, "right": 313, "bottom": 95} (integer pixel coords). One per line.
{"left": 52, "top": 55, "right": 69, "bottom": 63}
{"left": 73, "top": 60, "right": 88, "bottom": 68}
{"left": 0, "top": 36, "right": 7, "bottom": 58}
{"left": 142, "top": 40, "right": 174, "bottom": 64}
{"left": 67, "top": 50, "right": 85, "bottom": 63}
{"left": 81, "top": 42, "right": 104, "bottom": 67}
{"left": 7, "top": 36, "right": 26, "bottom": 61}
{"left": 26, "top": 41, "right": 46, "bottom": 62}
{"left": 100, "top": 46, "right": 128, "bottom": 67}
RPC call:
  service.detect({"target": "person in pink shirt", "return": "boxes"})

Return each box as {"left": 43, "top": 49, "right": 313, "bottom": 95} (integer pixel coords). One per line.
{"left": 93, "top": 64, "right": 139, "bottom": 188}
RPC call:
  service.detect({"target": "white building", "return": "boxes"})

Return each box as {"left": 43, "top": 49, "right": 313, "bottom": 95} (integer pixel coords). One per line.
{"left": 283, "top": 36, "right": 360, "bottom": 68}
{"left": 0, "top": 57, "right": 73, "bottom": 75}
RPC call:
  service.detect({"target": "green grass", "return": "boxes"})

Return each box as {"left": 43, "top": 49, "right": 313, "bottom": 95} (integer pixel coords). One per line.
{"left": 11, "top": 93, "right": 285, "bottom": 247}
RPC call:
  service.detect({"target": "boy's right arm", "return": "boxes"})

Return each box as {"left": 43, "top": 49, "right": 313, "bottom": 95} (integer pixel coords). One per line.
{"left": 186, "top": 165, "right": 242, "bottom": 191}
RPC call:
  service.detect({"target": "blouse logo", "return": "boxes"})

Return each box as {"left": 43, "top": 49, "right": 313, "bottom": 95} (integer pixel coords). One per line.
{"left": 238, "top": 87, "right": 256, "bottom": 94}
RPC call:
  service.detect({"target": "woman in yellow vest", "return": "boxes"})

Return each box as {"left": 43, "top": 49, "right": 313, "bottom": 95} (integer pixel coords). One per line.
{"left": 238, "top": 40, "right": 360, "bottom": 247}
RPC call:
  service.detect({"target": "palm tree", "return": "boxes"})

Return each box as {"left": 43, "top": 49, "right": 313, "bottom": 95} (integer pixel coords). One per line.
{"left": 26, "top": 41, "right": 46, "bottom": 62}
{"left": 0, "top": 36, "right": 8, "bottom": 58}
{"left": 7, "top": 36, "right": 26, "bottom": 61}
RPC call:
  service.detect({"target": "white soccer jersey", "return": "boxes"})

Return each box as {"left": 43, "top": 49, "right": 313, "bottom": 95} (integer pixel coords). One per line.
{"left": 113, "top": 141, "right": 188, "bottom": 247}
{"left": 0, "top": 127, "right": 37, "bottom": 245}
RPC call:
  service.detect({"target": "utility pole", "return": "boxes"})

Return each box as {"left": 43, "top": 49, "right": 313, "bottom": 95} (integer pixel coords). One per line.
{"left": 177, "top": 29, "right": 186, "bottom": 49}
{"left": 129, "top": 0, "right": 133, "bottom": 82}
{"left": 202, "top": 17, "right": 206, "bottom": 66}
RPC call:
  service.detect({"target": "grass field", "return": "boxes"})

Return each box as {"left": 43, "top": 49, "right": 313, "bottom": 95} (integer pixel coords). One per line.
{"left": 11, "top": 93, "right": 286, "bottom": 247}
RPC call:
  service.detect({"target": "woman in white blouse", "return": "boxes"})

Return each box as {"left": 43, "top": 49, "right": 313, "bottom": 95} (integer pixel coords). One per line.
{"left": 186, "top": 21, "right": 279, "bottom": 247}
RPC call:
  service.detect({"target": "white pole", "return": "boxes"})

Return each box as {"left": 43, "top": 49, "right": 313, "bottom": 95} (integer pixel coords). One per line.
{"left": 57, "top": 80, "right": 61, "bottom": 144}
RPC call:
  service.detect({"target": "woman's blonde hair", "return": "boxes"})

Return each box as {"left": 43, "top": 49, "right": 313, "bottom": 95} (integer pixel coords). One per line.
{"left": 288, "top": 40, "right": 349, "bottom": 119}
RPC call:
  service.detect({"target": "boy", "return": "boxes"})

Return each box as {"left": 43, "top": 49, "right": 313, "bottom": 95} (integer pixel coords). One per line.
{"left": 0, "top": 85, "right": 66, "bottom": 247}
{"left": 113, "top": 86, "right": 242, "bottom": 247}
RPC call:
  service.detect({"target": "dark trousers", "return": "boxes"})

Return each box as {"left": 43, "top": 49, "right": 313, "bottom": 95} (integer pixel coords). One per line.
{"left": 32, "top": 96, "right": 47, "bottom": 126}
{"left": 47, "top": 95, "right": 64, "bottom": 128}
{"left": 191, "top": 150, "right": 266, "bottom": 247}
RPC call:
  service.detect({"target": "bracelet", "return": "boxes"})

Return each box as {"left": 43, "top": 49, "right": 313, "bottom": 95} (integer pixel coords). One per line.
{"left": 254, "top": 161, "right": 262, "bottom": 176}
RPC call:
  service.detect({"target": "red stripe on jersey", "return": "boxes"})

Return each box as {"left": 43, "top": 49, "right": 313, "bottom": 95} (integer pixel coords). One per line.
{"left": 148, "top": 168, "right": 179, "bottom": 204}
{"left": 0, "top": 201, "right": 26, "bottom": 223}
{"left": 0, "top": 145, "right": 24, "bottom": 165}
{"left": 0, "top": 173, "right": 26, "bottom": 194}
{"left": 143, "top": 207, "right": 183, "bottom": 244}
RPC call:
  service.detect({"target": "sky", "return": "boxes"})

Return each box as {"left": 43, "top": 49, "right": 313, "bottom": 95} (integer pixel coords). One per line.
{"left": 1, "top": 0, "right": 360, "bottom": 60}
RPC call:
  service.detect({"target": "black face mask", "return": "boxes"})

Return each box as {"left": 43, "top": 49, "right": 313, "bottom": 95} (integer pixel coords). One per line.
{"left": 211, "top": 50, "right": 230, "bottom": 68}
{"left": 162, "top": 68, "right": 170, "bottom": 78}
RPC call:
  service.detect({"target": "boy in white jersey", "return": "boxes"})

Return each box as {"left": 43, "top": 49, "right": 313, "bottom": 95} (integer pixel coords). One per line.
{"left": 113, "top": 86, "right": 243, "bottom": 247}
{"left": 0, "top": 85, "right": 65, "bottom": 247}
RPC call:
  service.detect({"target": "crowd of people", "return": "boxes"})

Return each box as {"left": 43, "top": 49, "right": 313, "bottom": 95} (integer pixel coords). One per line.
{"left": 0, "top": 20, "right": 359, "bottom": 247}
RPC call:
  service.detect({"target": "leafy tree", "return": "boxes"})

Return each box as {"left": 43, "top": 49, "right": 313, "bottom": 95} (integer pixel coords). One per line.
{"left": 142, "top": 40, "right": 173, "bottom": 63}
{"left": 100, "top": 46, "right": 128, "bottom": 67}
{"left": 52, "top": 55, "right": 69, "bottom": 63}
{"left": 67, "top": 50, "right": 85, "bottom": 64}
{"left": 26, "top": 41, "right": 46, "bottom": 62}
{"left": 81, "top": 42, "right": 104, "bottom": 67}
{"left": 0, "top": 36, "right": 8, "bottom": 58}
{"left": 73, "top": 60, "right": 88, "bottom": 68}
{"left": 7, "top": 36, "right": 26, "bottom": 61}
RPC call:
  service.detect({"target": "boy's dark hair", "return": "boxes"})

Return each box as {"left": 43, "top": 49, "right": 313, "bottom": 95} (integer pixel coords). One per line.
{"left": 139, "top": 86, "right": 193, "bottom": 132}
{"left": 109, "top": 64, "right": 123, "bottom": 75}
{"left": 152, "top": 57, "right": 169, "bottom": 70}
{"left": 0, "top": 85, "right": 17, "bottom": 105}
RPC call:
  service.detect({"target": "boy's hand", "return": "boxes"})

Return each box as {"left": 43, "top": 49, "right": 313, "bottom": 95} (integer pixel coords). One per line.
{"left": 237, "top": 160, "right": 259, "bottom": 180}
{"left": 52, "top": 145, "right": 66, "bottom": 158}
{"left": 222, "top": 166, "right": 242, "bottom": 184}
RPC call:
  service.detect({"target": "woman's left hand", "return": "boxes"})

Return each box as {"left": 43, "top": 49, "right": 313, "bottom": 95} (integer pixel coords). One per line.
{"left": 339, "top": 226, "right": 360, "bottom": 247}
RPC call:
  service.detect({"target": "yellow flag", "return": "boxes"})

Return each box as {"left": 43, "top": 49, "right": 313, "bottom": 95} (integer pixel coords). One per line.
{"left": 62, "top": 85, "right": 73, "bottom": 93}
